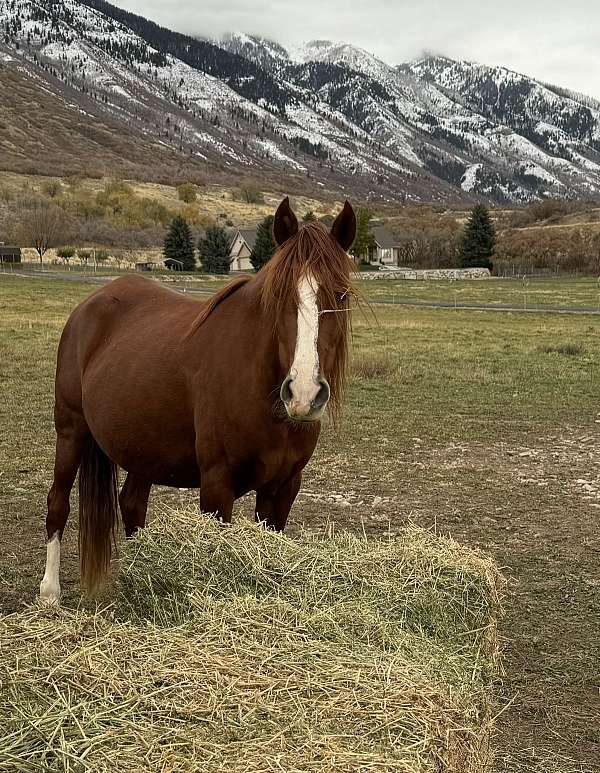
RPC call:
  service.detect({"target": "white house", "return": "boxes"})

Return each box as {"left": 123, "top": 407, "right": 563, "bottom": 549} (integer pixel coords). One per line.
{"left": 369, "top": 225, "right": 401, "bottom": 266}
{"left": 228, "top": 228, "right": 256, "bottom": 271}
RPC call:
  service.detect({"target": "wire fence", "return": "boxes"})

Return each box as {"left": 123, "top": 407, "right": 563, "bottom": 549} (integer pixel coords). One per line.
{"left": 3, "top": 261, "right": 600, "bottom": 313}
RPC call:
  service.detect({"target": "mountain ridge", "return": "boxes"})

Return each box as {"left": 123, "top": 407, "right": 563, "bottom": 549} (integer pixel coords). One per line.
{"left": 1, "top": 0, "right": 599, "bottom": 203}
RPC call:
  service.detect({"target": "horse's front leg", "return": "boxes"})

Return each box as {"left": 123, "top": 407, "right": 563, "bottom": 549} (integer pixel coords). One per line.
{"left": 255, "top": 473, "right": 302, "bottom": 532}
{"left": 199, "top": 464, "right": 235, "bottom": 524}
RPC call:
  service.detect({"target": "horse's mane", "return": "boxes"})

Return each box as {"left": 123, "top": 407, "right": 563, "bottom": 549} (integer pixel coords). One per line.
{"left": 261, "top": 221, "right": 357, "bottom": 424}
{"left": 186, "top": 275, "right": 252, "bottom": 337}
{"left": 184, "top": 222, "right": 356, "bottom": 424}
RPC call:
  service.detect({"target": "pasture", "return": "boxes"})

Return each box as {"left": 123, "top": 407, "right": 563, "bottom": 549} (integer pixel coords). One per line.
{"left": 0, "top": 275, "right": 599, "bottom": 771}
{"left": 358, "top": 276, "right": 600, "bottom": 310}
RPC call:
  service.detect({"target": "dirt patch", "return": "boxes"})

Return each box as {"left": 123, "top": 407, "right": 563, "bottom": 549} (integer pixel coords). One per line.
{"left": 292, "top": 430, "right": 600, "bottom": 772}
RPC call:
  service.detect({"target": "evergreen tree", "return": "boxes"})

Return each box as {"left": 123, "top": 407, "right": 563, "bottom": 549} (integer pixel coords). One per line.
{"left": 350, "top": 208, "right": 375, "bottom": 262}
{"left": 302, "top": 210, "right": 316, "bottom": 221}
{"left": 198, "top": 226, "right": 231, "bottom": 274}
{"left": 459, "top": 205, "right": 495, "bottom": 270}
{"left": 250, "top": 215, "right": 276, "bottom": 272}
{"left": 163, "top": 215, "right": 195, "bottom": 271}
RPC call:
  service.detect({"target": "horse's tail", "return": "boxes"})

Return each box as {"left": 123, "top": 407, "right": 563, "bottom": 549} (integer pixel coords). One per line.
{"left": 78, "top": 435, "right": 119, "bottom": 594}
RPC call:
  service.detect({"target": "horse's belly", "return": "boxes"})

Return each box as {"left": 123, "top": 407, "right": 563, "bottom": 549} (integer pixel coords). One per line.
{"left": 95, "top": 428, "right": 199, "bottom": 487}
{"left": 119, "top": 452, "right": 200, "bottom": 488}
{"left": 82, "top": 364, "right": 198, "bottom": 486}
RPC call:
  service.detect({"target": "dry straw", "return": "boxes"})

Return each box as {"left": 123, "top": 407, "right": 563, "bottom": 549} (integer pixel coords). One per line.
{"left": 0, "top": 511, "right": 504, "bottom": 772}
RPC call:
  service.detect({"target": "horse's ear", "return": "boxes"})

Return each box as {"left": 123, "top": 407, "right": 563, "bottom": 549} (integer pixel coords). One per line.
{"left": 330, "top": 201, "right": 356, "bottom": 251}
{"left": 273, "top": 196, "right": 299, "bottom": 246}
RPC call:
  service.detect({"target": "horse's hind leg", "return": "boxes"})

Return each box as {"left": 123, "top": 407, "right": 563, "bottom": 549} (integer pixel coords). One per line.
{"left": 119, "top": 473, "right": 151, "bottom": 538}
{"left": 40, "top": 412, "right": 89, "bottom": 605}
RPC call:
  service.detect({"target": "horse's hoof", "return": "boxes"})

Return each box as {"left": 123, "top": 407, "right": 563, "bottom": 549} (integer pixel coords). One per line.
{"left": 39, "top": 579, "right": 61, "bottom": 606}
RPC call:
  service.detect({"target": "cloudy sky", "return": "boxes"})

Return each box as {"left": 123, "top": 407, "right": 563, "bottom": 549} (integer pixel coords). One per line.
{"left": 114, "top": 0, "right": 599, "bottom": 99}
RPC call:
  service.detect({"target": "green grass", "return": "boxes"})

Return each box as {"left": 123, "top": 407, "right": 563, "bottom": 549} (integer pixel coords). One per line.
{"left": 2, "top": 274, "right": 598, "bottom": 439}
{"left": 8, "top": 265, "right": 600, "bottom": 310}
{"left": 347, "top": 303, "right": 598, "bottom": 441}
{"left": 355, "top": 277, "right": 600, "bottom": 309}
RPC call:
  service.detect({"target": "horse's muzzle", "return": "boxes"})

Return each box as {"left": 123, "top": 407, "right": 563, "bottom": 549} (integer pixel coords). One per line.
{"left": 280, "top": 375, "right": 330, "bottom": 422}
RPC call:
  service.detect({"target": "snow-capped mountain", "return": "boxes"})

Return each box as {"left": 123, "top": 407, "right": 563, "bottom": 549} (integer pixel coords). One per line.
{"left": 1, "top": 0, "right": 599, "bottom": 203}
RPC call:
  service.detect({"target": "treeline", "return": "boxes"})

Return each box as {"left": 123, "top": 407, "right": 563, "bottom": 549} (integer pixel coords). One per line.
{"left": 494, "top": 228, "right": 600, "bottom": 275}
{"left": 392, "top": 223, "right": 600, "bottom": 275}
{"left": 3, "top": 175, "right": 598, "bottom": 275}
{"left": 494, "top": 198, "right": 600, "bottom": 274}
{"left": 507, "top": 198, "right": 599, "bottom": 227}
{"left": 386, "top": 198, "right": 600, "bottom": 274}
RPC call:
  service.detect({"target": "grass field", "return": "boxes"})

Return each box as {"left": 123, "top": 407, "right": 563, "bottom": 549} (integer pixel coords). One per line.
{"left": 0, "top": 274, "right": 599, "bottom": 771}
{"left": 355, "top": 277, "right": 600, "bottom": 309}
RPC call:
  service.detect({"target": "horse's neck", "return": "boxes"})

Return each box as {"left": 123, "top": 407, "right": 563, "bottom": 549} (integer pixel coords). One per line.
{"left": 240, "top": 280, "right": 281, "bottom": 365}
{"left": 190, "top": 278, "right": 280, "bottom": 376}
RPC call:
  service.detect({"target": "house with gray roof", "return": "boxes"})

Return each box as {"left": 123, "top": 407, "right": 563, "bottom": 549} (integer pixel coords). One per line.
{"left": 228, "top": 221, "right": 401, "bottom": 269}
{"left": 368, "top": 225, "right": 400, "bottom": 266}
{"left": 228, "top": 228, "right": 257, "bottom": 271}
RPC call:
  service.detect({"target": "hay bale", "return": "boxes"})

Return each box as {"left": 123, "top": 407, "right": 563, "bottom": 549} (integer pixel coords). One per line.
{"left": 0, "top": 511, "right": 504, "bottom": 772}
{"left": 118, "top": 512, "right": 502, "bottom": 668}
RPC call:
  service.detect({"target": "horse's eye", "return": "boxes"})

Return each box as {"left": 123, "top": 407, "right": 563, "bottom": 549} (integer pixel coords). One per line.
{"left": 335, "top": 291, "right": 348, "bottom": 304}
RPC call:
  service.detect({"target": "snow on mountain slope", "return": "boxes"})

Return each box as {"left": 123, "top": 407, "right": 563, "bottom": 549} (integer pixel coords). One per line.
{"left": 219, "top": 32, "right": 289, "bottom": 72}
{"left": 409, "top": 56, "right": 600, "bottom": 182}
{"left": 1, "top": 1, "right": 599, "bottom": 203}
{"left": 285, "top": 41, "right": 600, "bottom": 200}
{"left": 1, "top": 0, "right": 441, "bottom": 199}
{"left": 289, "top": 39, "right": 398, "bottom": 85}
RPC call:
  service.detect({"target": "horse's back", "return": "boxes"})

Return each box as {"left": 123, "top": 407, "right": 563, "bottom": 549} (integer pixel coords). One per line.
{"left": 75, "top": 275, "right": 193, "bottom": 325}
{"left": 62, "top": 274, "right": 193, "bottom": 351}
{"left": 55, "top": 276, "right": 195, "bottom": 410}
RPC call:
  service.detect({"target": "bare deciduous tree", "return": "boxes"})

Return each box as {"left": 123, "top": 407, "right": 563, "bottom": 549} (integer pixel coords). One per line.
{"left": 18, "top": 201, "right": 67, "bottom": 263}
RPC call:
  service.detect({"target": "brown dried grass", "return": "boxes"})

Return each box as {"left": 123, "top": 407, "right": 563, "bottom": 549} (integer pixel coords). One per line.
{"left": 0, "top": 512, "right": 504, "bottom": 772}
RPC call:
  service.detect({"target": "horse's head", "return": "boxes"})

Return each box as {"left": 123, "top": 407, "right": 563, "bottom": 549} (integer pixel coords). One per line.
{"left": 261, "top": 197, "right": 356, "bottom": 424}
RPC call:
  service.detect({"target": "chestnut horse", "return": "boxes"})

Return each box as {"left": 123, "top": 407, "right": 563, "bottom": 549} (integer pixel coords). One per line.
{"left": 39, "top": 198, "right": 356, "bottom": 603}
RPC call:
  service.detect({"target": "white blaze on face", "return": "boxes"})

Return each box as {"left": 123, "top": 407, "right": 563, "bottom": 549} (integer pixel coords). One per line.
{"left": 39, "top": 532, "right": 61, "bottom": 605}
{"left": 289, "top": 273, "right": 320, "bottom": 410}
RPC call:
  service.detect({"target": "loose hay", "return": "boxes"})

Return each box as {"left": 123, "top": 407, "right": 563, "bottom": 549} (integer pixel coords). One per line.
{"left": 0, "top": 512, "right": 504, "bottom": 772}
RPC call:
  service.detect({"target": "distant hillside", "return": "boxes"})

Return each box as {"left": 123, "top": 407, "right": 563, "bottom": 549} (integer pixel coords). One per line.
{"left": 1, "top": 0, "right": 599, "bottom": 202}
{"left": 0, "top": 48, "right": 208, "bottom": 181}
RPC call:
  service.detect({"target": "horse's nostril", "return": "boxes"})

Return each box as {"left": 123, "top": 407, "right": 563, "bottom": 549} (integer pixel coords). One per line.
{"left": 312, "top": 378, "right": 330, "bottom": 408}
{"left": 280, "top": 375, "right": 293, "bottom": 403}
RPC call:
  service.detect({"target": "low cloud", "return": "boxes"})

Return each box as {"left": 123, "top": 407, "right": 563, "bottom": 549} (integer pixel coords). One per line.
{"left": 114, "top": 0, "right": 600, "bottom": 99}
